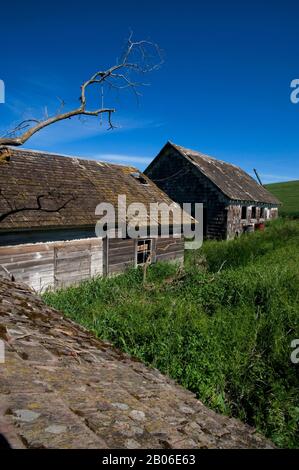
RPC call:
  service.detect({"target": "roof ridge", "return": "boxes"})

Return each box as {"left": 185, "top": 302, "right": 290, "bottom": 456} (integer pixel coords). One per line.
{"left": 6, "top": 146, "right": 138, "bottom": 171}
{"left": 169, "top": 141, "right": 241, "bottom": 169}
{"left": 167, "top": 141, "right": 280, "bottom": 205}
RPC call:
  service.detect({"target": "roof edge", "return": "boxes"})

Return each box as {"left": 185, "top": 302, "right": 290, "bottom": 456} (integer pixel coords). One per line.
{"left": 144, "top": 141, "right": 171, "bottom": 174}
{"left": 168, "top": 142, "right": 281, "bottom": 205}
{"left": 4, "top": 146, "right": 140, "bottom": 171}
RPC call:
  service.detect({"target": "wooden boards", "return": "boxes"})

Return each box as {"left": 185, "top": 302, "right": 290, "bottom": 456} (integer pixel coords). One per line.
{"left": 0, "top": 236, "right": 185, "bottom": 291}
{"left": 0, "top": 238, "right": 103, "bottom": 292}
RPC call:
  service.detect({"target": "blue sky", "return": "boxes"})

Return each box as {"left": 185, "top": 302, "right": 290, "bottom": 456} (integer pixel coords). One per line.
{"left": 1, "top": 0, "right": 299, "bottom": 183}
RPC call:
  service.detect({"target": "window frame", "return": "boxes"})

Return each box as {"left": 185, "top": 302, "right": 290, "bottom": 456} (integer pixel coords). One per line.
{"left": 136, "top": 239, "right": 152, "bottom": 266}
{"left": 241, "top": 206, "right": 247, "bottom": 220}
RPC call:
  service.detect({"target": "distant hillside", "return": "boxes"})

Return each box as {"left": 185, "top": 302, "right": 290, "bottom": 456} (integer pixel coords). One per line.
{"left": 266, "top": 180, "right": 299, "bottom": 217}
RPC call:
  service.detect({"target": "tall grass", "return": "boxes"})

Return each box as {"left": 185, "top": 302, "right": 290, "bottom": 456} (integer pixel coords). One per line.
{"left": 43, "top": 219, "right": 299, "bottom": 448}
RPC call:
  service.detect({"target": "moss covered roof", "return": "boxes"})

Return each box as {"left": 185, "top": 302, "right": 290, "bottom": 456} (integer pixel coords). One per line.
{"left": 0, "top": 277, "right": 274, "bottom": 449}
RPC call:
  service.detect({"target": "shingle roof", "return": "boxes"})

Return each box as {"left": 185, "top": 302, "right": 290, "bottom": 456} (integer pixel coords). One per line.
{"left": 169, "top": 142, "right": 281, "bottom": 205}
{"left": 0, "top": 276, "right": 274, "bottom": 449}
{"left": 0, "top": 147, "right": 182, "bottom": 231}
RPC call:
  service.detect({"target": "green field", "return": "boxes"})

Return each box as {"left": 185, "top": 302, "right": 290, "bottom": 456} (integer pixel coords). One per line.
{"left": 44, "top": 219, "right": 299, "bottom": 448}
{"left": 266, "top": 180, "right": 299, "bottom": 217}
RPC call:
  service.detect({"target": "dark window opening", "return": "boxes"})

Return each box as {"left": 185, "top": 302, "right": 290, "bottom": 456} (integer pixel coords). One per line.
{"left": 241, "top": 206, "right": 247, "bottom": 219}
{"left": 131, "top": 172, "right": 148, "bottom": 185}
{"left": 260, "top": 207, "right": 265, "bottom": 218}
{"left": 251, "top": 206, "right": 257, "bottom": 219}
{"left": 136, "top": 239, "right": 152, "bottom": 265}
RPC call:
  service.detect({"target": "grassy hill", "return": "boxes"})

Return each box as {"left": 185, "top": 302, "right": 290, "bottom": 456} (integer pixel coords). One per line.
{"left": 44, "top": 219, "right": 299, "bottom": 448}
{"left": 266, "top": 180, "right": 299, "bottom": 217}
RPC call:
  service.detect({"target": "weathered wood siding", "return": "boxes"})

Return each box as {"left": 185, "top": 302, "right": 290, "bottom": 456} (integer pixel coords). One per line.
{"left": 107, "top": 237, "right": 184, "bottom": 275}
{"left": 0, "top": 235, "right": 186, "bottom": 290}
{"left": 155, "top": 237, "right": 184, "bottom": 264}
{"left": 0, "top": 238, "right": 103, "bottom": 292}
{"left": 226, "top": 204, "right": 279, "bottom": 239}
{"left": 145, "top": 146, "right": 279, "bottom": 240}
{"left": 0, "top": 243, "right": 54, "bottom": 292}
{"left": 144, "top": 146, "right": 228, "bottom": 240}
{"left": 107, "top": 238, "right": 135, "bottom": 275}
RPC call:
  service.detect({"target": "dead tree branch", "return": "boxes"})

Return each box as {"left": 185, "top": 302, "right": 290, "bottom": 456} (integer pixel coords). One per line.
{"left": 0, "top": 35, "right": 163, "bottom": 149}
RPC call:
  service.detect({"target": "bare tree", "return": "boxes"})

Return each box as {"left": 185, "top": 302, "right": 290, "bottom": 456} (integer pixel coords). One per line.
{"left": 0, "top": 33, "right": 162, "bottom": 150}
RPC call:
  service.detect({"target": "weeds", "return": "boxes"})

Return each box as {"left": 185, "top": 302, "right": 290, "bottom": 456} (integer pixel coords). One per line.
{"left": 43, "top": 219, "right": 299, "bottom": 448}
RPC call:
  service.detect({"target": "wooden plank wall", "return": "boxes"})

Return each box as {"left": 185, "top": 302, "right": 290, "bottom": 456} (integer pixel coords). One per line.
{"left": 144, "top": 146, "right": 228, "bottom": 240}
{"left": 0, "top": 238, "right": 103, "bottom": 292}
{"left": 107, "top": 238, "right": 135, "bottom": 275}
{"left": 155, "top": 237, "right": 184, "bottom": 264}
{"left": 107, "top": 237, "right": 184, "bottom": 275}
{"left": 0, "top": 236, "right": 185, "bottom": 291}
{"left": 226, "top": 204, "right": 279, "bottom": 240}
{"left": 54, "top": 239, "right": 103, "bottom": 289}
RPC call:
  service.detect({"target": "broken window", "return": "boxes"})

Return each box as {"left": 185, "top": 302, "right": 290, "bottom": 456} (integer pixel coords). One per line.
{"left": 131, "top": 172, "right": 148, "bottom": 185}
{"left": 251, "top": 206, "right": 257, "bottom": 219}
{"left": 241, "top": 206, "right": 247, "bottom": 219}
{"left": 136, "top": 239, "right": 152, "bottom": 265}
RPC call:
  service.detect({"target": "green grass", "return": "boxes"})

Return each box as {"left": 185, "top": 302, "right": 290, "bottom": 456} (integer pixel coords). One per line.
{"left": 43, "top": 219, "right": 299, "bottom": 448}
{"left": 266, "top": 180, "right": 299, "bottom": 218}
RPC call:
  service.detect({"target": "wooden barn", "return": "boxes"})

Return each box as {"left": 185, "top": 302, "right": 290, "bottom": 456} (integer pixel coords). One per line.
{"left": 145, "top": 142, "right": 281, "bottom": 240}
{"left": 0, "top": 147, "right": 189, "bottom": 292}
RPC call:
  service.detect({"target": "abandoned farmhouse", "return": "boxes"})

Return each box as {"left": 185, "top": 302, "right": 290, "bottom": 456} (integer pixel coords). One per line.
{"left": 145, "top": 142, "right": 280, "bottom": 240}
{"left": 0, "top": 147, "right": 189, "bottom": 292}
{"left": 0, "top": 143, "right": 280, "bottom": 291}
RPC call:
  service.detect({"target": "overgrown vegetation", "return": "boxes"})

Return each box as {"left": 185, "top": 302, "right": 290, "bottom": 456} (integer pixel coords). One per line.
{"left": 44, "top": 219, "right": 299, "bottom": 448}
